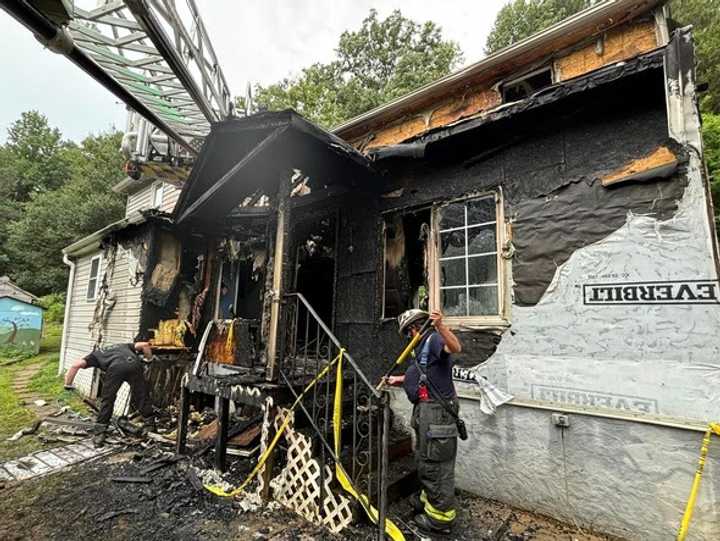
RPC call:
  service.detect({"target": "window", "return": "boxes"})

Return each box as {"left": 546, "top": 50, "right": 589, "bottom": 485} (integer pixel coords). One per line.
{"left": 215, "top": 260, "right": 239, "bottom": 320}
{"left": 152, "top": 182, "right": 164, "bottom": 209}
{"left": 382, "top": 208, "right": 431, "bottom": 318}
{"left": 501, "top": 67, "right": 553, "bottom": 103}
{"left": 86, "top": 255, "right": 102, "bottom": 301}
{"left": 435, "top": 194, "right": 503, "bottom": 319}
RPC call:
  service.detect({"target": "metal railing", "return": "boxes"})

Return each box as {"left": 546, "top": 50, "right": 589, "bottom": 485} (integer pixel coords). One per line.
{"left": 281, "top": 293, "right": 390, "bottom": 540}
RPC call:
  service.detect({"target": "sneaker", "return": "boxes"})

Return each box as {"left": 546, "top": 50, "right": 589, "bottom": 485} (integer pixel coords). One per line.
{"left": 413, "top": 513, "right": 452, "bottom": 535}
{"left": 142, "top": 417, "right": 157, "bottom": 434}
{"left": 93, "top": 431, "right": 107, "bottom": 447}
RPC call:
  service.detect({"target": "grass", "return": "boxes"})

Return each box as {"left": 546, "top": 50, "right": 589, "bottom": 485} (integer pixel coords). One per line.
{"left": 0, "top": 322, "right": 88, "bottom": 461}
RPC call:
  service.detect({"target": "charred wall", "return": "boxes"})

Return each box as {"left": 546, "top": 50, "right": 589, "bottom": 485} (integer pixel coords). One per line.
{"left": 331, "top": 66, "right": 689, "bottom": 380}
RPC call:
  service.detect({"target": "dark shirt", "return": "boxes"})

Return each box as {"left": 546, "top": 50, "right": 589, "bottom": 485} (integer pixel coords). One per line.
{"left": 84, "top": 343, "right": 139, "bottom": 371}
{"left": 403, "top": 332, "right": 456, "bottom": 404}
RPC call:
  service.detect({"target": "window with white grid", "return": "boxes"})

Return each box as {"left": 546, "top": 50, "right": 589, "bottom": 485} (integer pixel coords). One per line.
{"left": 437, "top": 194, "right": 500, "bottom": 317}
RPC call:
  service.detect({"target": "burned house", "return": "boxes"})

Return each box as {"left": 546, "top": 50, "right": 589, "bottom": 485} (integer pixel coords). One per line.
{"left": 59, "top": 1, "right": 719, "bottom": 539}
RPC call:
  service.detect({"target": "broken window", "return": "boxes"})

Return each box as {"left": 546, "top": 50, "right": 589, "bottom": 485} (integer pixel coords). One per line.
{"left": 216, "top": 260, "right": 239, "bottom": 320}
{"left": 383, "top": 209, "right": 431, "bottom": 319}
{"left": 86, "top": 255, "right": 101, "bottom": 301}
{"left": 501, "top": 67, "right": 553, "bottom": 102}
{"left": 435, "top": 194, "right": 502, "bottom": 318}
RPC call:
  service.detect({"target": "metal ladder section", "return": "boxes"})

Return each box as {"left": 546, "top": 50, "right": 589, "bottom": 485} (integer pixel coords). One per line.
{"left": 281, "top": 293, "right": 391, "bottom": 539}
{"left": 1, "top": 0, "right": 234, "bottom": 162}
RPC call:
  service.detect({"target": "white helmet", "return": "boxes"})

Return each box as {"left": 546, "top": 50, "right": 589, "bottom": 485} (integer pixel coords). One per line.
{"left": 397, "top": 309, "right": 429, "bottom": 336}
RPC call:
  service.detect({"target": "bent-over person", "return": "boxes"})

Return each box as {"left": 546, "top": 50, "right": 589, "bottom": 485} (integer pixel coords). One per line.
{"left": 64, "top": 342, "right": 156, "bottom": 446}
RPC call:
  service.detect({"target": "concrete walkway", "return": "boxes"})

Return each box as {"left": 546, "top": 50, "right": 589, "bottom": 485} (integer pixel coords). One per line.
{"left": 0, "top": 439, "right": 112, "bottom": 482}
{"left": 11, "top": 362, "right": 56, "bottom": 417}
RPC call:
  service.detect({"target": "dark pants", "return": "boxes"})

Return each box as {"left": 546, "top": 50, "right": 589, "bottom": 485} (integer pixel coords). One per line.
{"left": 97, "top": 358, "right": 153, "bottom": 427}
{"left": 411, "top": 400, "right": 459, "bottom": 524}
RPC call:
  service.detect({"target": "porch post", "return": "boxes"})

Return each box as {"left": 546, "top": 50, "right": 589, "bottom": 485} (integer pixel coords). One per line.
{"left": 266, "top": 172, "right": 292, "bottom": 381}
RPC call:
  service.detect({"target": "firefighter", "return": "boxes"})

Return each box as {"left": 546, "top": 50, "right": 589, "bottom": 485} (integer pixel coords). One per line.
{"left": 385, "top": 309, "right": 462, "bottom": 534}
{"left": 64, "top": 342, "right": 156, "bottom": 446}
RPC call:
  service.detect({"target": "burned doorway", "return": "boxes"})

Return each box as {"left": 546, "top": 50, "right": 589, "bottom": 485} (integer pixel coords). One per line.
{"left": 292, "top": 213, "right": 338, "bottom": 326}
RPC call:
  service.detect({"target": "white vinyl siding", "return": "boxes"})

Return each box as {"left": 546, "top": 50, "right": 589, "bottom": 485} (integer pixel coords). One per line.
{"left": 160, "top": 184, "right": 180, "bottom": 213}
{"left": 61, "top": 247, "right": 144, "bottom": 413}
{"left": 152, "top": 182, "right": 164, "bottom": 208}
{"left": 125, "top": 185, "right": 153, "bottom": 215}
{"left": 126, "top": 182, "right": 181, "bottom": 216}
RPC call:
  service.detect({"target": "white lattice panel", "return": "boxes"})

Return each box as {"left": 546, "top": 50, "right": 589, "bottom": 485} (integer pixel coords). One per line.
{"left": 269, "top": 408, "right": 353, "bottom": 533}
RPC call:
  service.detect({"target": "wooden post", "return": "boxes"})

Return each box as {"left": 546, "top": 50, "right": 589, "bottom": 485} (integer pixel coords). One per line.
{"left": 266, "top": 173, "right": 292, "bottom": 381}
{"left": 260, "top": 406, "right": 278, "bottom": 501}
{"left": 215, "top": 397, "right": 229, "bottom": 472}
{"left": 176, "top": 385, "right": 190, "bottom": 455}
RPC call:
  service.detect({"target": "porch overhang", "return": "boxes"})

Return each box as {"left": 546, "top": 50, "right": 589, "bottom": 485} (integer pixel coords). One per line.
{"left": 173, "top": 110, "right": 378, "bottom": 226}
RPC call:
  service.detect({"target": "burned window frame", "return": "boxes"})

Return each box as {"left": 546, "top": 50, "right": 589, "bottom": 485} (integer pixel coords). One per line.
{"left": 381, "top": 206, "right": 432, "bottom": 320}
{"left": 86, "top": 254, "right": 102, "bottom": 302}
{"left": 214, "top": 259, "right": 241, "bottom": 320}
{"left": 430, "top": 190, "right": 509, "bottom": 326}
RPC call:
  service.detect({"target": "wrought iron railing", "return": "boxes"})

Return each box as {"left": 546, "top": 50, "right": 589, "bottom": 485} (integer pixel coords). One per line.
{"left": 281, "top": 293, "right": 390, "bottom": 540}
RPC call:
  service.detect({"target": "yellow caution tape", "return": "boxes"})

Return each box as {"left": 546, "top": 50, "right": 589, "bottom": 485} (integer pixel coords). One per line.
{"left": 204, "top": 348, "right": 406, "bottom": 540}
{"left": 677, "top": 422, "right": 720, "bottom": 541}
{"left": 333, "top": 354, "right": 406, "bottom": 541}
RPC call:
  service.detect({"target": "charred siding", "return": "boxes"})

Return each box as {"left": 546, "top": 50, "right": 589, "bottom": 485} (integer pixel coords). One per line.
{"left": 338, "top": 66, "right": 688, "bottom": 378}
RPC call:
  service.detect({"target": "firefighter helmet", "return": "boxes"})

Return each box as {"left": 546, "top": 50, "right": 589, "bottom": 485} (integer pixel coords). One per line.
{"left": 397, "top": 309, "right": 429, "bottom": 336}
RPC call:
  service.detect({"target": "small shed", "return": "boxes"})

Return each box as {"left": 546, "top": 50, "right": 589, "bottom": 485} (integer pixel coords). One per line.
{"left": 0, "top": 277, "right": 43, "bottom": 355}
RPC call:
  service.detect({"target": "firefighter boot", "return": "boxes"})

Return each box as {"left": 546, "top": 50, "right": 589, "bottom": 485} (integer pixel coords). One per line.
{"left": 414, "top": 513, "right": 453, "bottom": 535}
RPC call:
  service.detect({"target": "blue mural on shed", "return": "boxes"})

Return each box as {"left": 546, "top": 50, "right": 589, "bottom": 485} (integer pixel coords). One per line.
{"left": 0, "top": 297, "right": 44, "bottom": 354}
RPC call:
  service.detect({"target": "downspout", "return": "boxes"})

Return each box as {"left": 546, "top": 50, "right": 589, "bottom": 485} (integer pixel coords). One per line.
{"left": 58, "top": 252, "right": 76, "bottom": 375}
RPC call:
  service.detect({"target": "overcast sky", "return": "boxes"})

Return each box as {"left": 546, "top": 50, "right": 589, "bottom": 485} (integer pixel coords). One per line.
{"left": 0, "top": 1, "right": 506, "bottom": 143}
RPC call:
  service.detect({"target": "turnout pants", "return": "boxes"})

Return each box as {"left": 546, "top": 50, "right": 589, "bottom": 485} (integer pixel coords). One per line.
{"left": 411, "top": 399, "right": 459, "bottom": 525}
{"left": 97, "top": 357, "right": 153, "bottom": 428}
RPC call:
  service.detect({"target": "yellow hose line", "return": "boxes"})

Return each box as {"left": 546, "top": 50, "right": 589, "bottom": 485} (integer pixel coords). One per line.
{"left": 204, "top": 349, "right": 345, "bottom": 498}
{"left": 677, "top": 422, "right": 720, "bottom": 541}
{"left": 204, "top": 348, "right": 405, "bottom": 541}
{"left": 333, "top": 355, "right": 406, "bottom": 541}
{"left": 376, "top": 330, "right": 425, "bottom": 391}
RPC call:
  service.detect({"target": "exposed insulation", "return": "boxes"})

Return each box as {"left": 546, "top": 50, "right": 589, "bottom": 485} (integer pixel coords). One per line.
{"left": 601, "top": 146, "right": 678, "bottom": 186}
{"left": 554, "top": 21, "right": 658, "bottom": 81}
{"left": 362, "top": 89, "right": 501, "bottom": 150}
{"left": 351, "top": 21, "right": 657, "bottom": 151}
{"left": 149, "top": 319, "right": 187, "bottom": 347}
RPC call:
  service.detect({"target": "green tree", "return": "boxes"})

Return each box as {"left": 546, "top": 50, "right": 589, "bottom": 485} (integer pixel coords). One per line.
{"left": 6, "top": 131, "right": 126, "bottom": 294}
{"left": 2, "top": 111, "right": 74, "bottom": 200}
{"left": 703, "top": 114, "right": 720, "bottom": 222}
{"left": 0, "top": 112, "right": 76, "bottom": 277}
{"left": 252, "top": 10, "right": 463, "bottom": 128}
{"left": 485, "top": 0, "right": 594, "bottom": 54}
{"left": 671, "top": 0, "right": 720, "bottom": 114}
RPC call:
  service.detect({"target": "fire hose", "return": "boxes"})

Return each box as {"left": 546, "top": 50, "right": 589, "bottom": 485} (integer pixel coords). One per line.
{"left": 203, "top": 348, "right": 405, "bottom": 540}
{"left": 676, "top": 422, "right": 720, "bottom": 540}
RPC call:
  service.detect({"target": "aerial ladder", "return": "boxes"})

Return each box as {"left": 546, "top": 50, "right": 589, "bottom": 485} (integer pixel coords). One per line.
{"left": 0, "top": 0, "right": 238, "bottom": 183}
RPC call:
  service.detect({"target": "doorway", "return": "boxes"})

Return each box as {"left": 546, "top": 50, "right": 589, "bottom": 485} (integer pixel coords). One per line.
{"left": 293, "top": 213, "right": 337, "bottom": 326}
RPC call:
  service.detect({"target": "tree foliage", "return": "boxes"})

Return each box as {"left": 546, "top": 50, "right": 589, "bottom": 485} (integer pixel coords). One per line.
{"left": 703, "top": 113, "right": 720, "bottom": 221}
{"left": 671, "top": 0, "right": 720, "bottom": 114}
{"left": 485, "top": 0, "right": 594, "bottom": 54}
{"left": 0, "top": 113, "right": 125, "bottom": 295}
{"left": 252, "top": 10, "right": 463, "bottom": 128}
